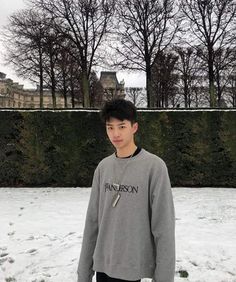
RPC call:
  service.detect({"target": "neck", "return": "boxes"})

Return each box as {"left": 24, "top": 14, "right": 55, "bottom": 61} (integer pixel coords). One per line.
{"left": 116, "top": 143, "right": 137, "bottom": 158}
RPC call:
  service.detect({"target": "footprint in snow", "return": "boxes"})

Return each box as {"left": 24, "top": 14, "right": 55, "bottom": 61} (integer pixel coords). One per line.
{"left": 190, "top": 260, "right": 198, "bottom": 266}
{"left": 0, "top": 253, "right": 8, "bottom": 258}
{"left": 64, "top": 231, "right": 76, "bottom": 237}
{"left": 8, "top": 257, "right": 15, "bottom": 264}
{"left": 26, "top": 248, "right": 38, "bottom": 254}
{"left": 1, "top": 256, "right": 15, "bottom": 264}
{"left": 7, "top": 231, "right": 15, "bottom": 236}
{"left": 5, "top": 277, "right": 16, "bottom": 282}
{"left": 43, "top": 234, "right": 57, "bottom": 241}
{"left": 0, "top": 257, "right": 8, "bottom": 265}
{"left": 42, "top": 273, "right": 51, "bottom": 277}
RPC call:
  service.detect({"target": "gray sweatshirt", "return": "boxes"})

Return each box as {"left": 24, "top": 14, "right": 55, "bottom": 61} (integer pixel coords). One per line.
{"left": 77, "top": 148, "right": 175, "bottom": 282}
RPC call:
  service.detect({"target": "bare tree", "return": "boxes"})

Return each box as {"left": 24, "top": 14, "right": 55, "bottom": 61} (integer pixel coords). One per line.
{"left": 151, "top": 50, "right": 179, "bottom": 107}
{"left": 42, "top": 22, "right": 62, "bottom": 108}
{"left": 174, "top": 46, "right": 202, "bottom": 107}
{"left": 68, "top": 55, "right": 83, "bottom": 108}
{"left": 33, "top": 0, "right": 115, "bottom": 108}
{"left": 227, "top": 73, "right": 236, "bottom": 107}
{"left": 114, "top": 0, "right": 179, "bottom": 107}
{"left": 125, "top": 87, "right": 147, "bottom": 107}
{"left": 54, "top": 39, "right": 83, "bottom": 108}
{"left": 2, "top": 9, "right": 49, "bottom": 107}
{"left": 90, "top": 71, "right": 104, "bottom": 108}
{"left": 214, "top": 47, "right": 236, "bottom": 107}
{"left": 180, "top": 0, "right": 236, "bottom": 107}
{"left": 56, "top": 41, "right": 71, "bottom": 108}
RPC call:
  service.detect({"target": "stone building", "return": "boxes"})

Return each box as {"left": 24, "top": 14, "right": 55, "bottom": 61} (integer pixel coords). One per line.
{"left": 100, "top": 71, "right": 125, "bottom": 100}
{"left": 0, "top": 72, "right": 73, "bottom": 108}
{"left": 0, "top": 71, "right": 125, "bottom": 109}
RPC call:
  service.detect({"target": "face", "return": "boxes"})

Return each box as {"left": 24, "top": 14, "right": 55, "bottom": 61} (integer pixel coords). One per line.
{"left": 105, "top": 117, "right": 138, "bottom": 150}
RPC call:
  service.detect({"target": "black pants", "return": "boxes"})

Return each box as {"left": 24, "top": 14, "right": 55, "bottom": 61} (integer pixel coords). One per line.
{"left": 96, "top": 272, "right": 141, "bottom": 282}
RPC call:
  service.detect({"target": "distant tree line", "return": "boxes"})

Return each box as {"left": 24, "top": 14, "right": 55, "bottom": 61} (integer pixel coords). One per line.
{"left": 1, "top": 0, "right": 236, "bottom": 108}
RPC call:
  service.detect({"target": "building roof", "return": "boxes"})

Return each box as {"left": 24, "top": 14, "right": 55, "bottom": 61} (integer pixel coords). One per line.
{"left": 0, "top": 72, "right": 7, "bottom": 80}
{"left": 100, "top": 71, "right": 124, "bottom": 89}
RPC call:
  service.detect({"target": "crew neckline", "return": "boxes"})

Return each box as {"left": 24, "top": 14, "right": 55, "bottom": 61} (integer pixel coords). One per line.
{"left": 115, "top": 146, "right": 141, "bottom": 158}
{"left": 112, "top": 148, "right": 145, "bottom": 162}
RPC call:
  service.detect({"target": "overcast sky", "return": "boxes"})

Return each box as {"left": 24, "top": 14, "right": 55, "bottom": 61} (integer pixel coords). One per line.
{"left": 0, "top": 0, "right": 146, "bottom": 89}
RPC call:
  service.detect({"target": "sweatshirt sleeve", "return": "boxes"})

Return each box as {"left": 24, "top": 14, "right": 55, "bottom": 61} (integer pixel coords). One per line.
{"left": 77, "top": 166, "right": 100, "bottom": 282}
{"left": 149, "top": 159, "right": 175, "bottom": 282}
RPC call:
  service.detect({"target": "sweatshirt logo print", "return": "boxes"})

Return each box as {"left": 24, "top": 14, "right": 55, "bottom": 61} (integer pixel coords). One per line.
{"left": 105, "top": 183, "right": 139, "bottom": 193}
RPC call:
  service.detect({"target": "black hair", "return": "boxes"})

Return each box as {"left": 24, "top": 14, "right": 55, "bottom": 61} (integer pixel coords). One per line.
{"left": 100, "top": 98, "right": 137, "bottom": 125}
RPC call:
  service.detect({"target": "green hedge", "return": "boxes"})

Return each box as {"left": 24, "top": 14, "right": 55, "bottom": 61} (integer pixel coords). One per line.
{"left": 0, "top": 110, "right": 235, "bottom": 187}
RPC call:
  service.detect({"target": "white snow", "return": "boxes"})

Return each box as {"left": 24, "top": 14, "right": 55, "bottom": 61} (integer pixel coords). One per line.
{"left": 0, "top": 187, "right": 236, "bottom": 282}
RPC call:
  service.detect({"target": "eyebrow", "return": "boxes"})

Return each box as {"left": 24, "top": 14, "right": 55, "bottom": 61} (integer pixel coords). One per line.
{"left": 106, "top": 122, "right": 126, "bottom": 126}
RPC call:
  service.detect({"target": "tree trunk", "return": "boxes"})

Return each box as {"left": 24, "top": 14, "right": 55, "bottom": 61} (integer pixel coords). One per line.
{"left": 146, "top": 65, "right": 157, "bottom": 107}
{"left": 51, "top": 85, "right": 56, "bottom": 108}
{"left": 39, "top": 47, "right": 44, "bottom": 109}
{"left": 209, "top": 81, "right": 216, "bottom": 107}
{"left": 215, "top": 70, "right": 223, "bottom": 107}
{"left": 208, "top": 50, "right": 216, "bottom": 107}
{"left": 164, "top": 93, "right": 169, "bottom": 108}
{"left": 49, "top": 54, "right": 56, "bottom": 108}
{"left": 39, "top": 65, "right": 44, "bottom": 109}
{"left": 188, "top": 91, "right": 191, "bottom": 108}
{"left": 69, "top": 66, "right": 75, "bottom": 108}
{"left": 146, "top": 71, "right": 151, "bottom": 108}
{"left": 70, "top": 80, "right": 75, "bottom": 108}
{"left": 81, "top": 70, "right": 90, "bottom": 108}
{"left": 62, "top": 71, "right": 68, "bottom": 108}
{"left": 195, "top": 91, "right": 198, "bottom": 108}
{"left": 184, "top": 79, "right": 188, "bottom": 108}
{"left": 233, "top": 91, "right": 236, "bottom": 107}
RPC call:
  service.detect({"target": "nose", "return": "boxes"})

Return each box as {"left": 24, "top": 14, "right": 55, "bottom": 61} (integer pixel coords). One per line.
{"left": 113, "top": 128, "right": 120, "bottom": 138}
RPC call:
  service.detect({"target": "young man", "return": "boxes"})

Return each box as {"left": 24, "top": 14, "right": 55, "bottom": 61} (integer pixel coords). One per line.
{"left": 77, "top": 98, "right": 175, "bottom": 282}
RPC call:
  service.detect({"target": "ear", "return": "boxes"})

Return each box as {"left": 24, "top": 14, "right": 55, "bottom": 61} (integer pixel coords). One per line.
{"left": 132, "top": 122, "right": 138, "bottom": 134}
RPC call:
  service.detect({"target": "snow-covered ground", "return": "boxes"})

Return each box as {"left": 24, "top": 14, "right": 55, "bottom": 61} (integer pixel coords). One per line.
{"left": 0, "top": 187, "right": 235, "bottom": 282}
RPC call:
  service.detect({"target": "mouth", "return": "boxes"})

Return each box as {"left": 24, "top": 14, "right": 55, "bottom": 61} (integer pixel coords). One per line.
{"left": 113, "top": 140, "right": 123, "bottom": 143}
